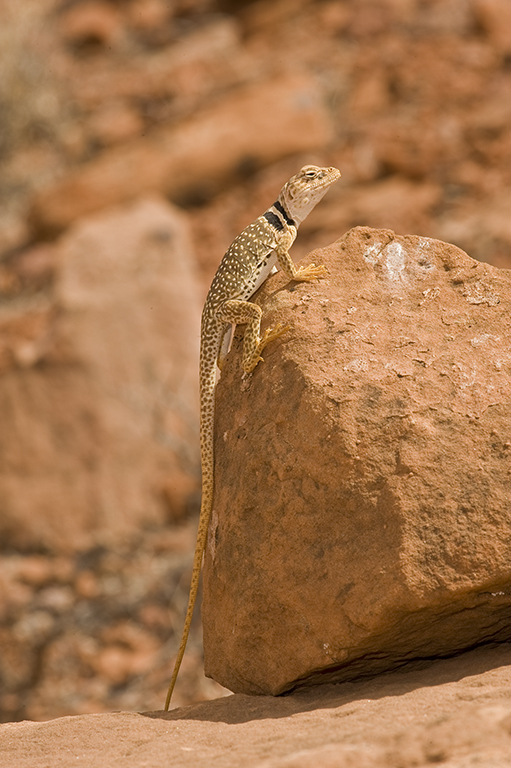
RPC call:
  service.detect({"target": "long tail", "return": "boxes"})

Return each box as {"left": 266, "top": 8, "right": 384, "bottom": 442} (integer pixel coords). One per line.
{"left": 164, "top": 349, "right": 216, "bottom": 710}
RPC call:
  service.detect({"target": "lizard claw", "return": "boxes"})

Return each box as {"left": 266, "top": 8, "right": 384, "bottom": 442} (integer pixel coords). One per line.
{"left": 243, "top": 323, "right": 290, "bottom": 373}
{"left": 260, "top": 322, "right": 291, "bottom": 345}
{"left": 243, "top": 355, "right": 264, "bottom": 373}
{"left": 293, "top": 263, "right": 329, "bottom": 281}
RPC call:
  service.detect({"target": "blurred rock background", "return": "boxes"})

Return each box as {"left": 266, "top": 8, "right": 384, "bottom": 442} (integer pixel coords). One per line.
{"left": 1, "top": 0, "right": 511, "bottom": 721}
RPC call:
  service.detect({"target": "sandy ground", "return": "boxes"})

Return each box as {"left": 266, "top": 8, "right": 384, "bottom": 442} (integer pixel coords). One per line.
{"left": 2, "top": 643, "right": 511, "bottom": 768}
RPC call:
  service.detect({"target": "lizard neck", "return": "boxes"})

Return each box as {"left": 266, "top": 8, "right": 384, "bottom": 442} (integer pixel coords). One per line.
{"left": 273, "top": 199, "right": 297, "bottom": 228}
{"left": 263, "top": 199, "right": 299, "bottom": 233}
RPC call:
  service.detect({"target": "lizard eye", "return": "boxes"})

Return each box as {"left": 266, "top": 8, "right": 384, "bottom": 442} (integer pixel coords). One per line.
{"left": 304, "top": 169, "right": 317, "bottom": 178}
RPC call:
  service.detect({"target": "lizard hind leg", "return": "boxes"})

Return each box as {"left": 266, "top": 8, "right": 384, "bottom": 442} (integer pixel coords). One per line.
{"left": 217, "top": 299, "right": 289, "bottom": 374}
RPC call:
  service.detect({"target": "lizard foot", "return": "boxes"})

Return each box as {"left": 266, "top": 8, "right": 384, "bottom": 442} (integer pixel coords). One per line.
{"left": 293, "top": 263, "right": 329, "bottom": 281}
{"left": 259, "top": 322, "right": 291, "bottom": 347}
{"left": 243, "top": 323, "right": 290, "bottom": 373}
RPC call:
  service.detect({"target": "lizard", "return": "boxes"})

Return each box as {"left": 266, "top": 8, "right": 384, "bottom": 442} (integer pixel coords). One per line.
{"left": 164, "top": 164, "right": 341, "bottom": 709}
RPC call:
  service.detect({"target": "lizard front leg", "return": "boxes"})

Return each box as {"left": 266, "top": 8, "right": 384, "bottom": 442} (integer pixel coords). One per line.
{"left": 275, "top": 231, "right": 328, "bottom": 282}
{"left": 217, "top": 299, "right": 289, "bottom": 374}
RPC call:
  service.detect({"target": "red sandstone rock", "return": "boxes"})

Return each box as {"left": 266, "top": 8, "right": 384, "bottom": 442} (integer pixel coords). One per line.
{"left": 475, "top": 0, "right": 511, "bottom": 54}
{"left": 5, "top": 0, "right": 511, "bottom": 270}
{"left": 59, "top": 1, "right": 124, "bottom": 48}
{"left": 0, "top": 525, "right": 224, "bottom": 721}
{"left": 203, "top": 227, "right": 511, "bottom": 695}
{"left": 88, "top": 102, "right": 145, "bottom": 147}
{"left": 435, "top": 189, "right": 511, "bottom": 269}
{"left": 0, "top": 197, "right": 201, "bottom": 551}
{"left": 70, "top": 18, "right": 245, "bottom": 112}
{"left": 29, "top": 73, "right": 333, "bottom": 235}
{"left": 5, "top": 0, "right": 511, "bottom": 724}
{"left": 127, "top": 0, "right": 170, "bottom": 31}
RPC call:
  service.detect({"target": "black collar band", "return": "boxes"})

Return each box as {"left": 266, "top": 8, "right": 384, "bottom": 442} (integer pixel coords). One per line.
{"left": 274, "top": 200, "right": 296, "bottom": 228}
{"left": 263, "top": 210, "right": 284, "bottom": 231}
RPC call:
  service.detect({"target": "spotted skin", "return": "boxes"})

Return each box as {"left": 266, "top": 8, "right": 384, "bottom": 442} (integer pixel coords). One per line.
{"left": 164, "top": 165, "right": 341, "bottom": 709}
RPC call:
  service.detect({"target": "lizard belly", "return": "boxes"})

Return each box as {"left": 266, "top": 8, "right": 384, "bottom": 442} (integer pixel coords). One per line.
{"left": 219, "top": 324, "right": 233, "bottom": 364}
{"left": 244, "top": 252, "right": 278, "bottom": 300}
{"left": 219, "top": 254, "right": 278, "bottom": 365}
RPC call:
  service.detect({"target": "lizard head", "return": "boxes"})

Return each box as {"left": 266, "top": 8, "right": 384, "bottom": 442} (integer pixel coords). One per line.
{"left": 279, "top": 165, "right": 341, "bottom": 225}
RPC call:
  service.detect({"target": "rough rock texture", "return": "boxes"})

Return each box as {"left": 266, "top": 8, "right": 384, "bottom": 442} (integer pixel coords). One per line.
{"left": 0, "top": 197, "right": 201, "bottom": 551}
{"left": 204, "top": 227, "right": 511, "bottom": 695}
{"left": 2, "top": 644, "right": 511, "bottom": 767}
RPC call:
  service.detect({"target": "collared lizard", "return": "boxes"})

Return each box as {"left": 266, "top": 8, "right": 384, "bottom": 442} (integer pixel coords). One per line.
{"left": 164, "top": 164, "right": 341, "bottom": 709}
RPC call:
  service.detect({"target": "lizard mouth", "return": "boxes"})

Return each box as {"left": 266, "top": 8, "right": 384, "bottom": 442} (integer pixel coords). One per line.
{"left": 313, "top": 168, "right": 341, "bottom": 188}
{"left": 301, "top": 168, "right": 341, "bottom": 196}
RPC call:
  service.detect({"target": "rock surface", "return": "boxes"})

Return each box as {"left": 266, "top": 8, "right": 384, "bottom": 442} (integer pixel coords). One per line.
{"left": 2, "top": 644, "right": 511, "bottom": 767}
{"left": 0, "top": 197, "right": 201, "bottom": 551}
{"left": 204, "top": 227, "right": 511, "bottom": 695}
